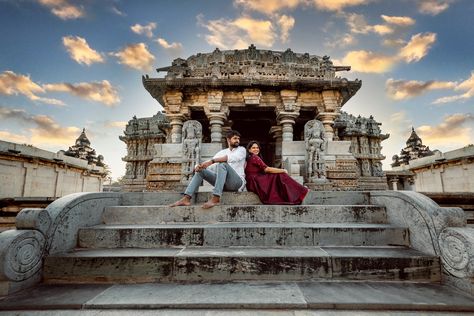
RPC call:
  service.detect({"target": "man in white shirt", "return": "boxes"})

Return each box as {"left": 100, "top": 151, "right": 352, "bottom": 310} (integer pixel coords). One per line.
{"left": 170, "top": 130, "right": 246, "bottom": 209}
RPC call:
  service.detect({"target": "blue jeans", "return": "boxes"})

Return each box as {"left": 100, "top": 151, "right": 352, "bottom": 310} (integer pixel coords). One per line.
{"left": 184, "top": 163, "right": 243, "bottom": 197}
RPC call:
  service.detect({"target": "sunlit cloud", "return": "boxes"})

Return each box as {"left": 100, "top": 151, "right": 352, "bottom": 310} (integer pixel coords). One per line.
{"left": 131, "top": 22, "right": 157, "bottom": 38}
{"left": 198, "top": 14, "right": 276, "bottom": 49}
{"left": 0, "top": 106, "right": 80, "bottom": 146}
{"left": 111, "top": 43, "right": 155, "bottom": 71}
{"left": 277, "top": 14, "right": 295, "bottom": 43}
{"left": 338, "top": 50, "right": 397, "bottom": 73}
{"left": 398, "top": 32, "right": 436, "bottom": 63}
{"left": 386, "top": 78, "right": 456, "bottom": 100}
{"left": 0, "top": 71, "right": 64, "bottom": 106}
{"left": 433, "top": 71, "right": 474, "bottom": 104}
{"left": 156, "top": 38, "right": 183, "bottom": 57}
{"left": 0, "top": 130, "right": 30, "bottom": 144}
{"left": 417, "top": 113, "right": 474, "bottom": 147}
{"left": 345, "top": 13, "right": 394, "bottom": 35}
{"left": 312, "top": 0, "right": 371, "bottom": 11}
{"left": 62, "top": 36, "right": 105, "bottom": 66}
{"left": 418, "top": 0, "right": 454, "bottom": 15}
{"left": 381, "top": 15, "right": 415, "bottom": 26}
{"left": 383, "top": 38, "right": 406, "bottom": 48}
{"left": 234, "top": 0, "right": 302, "bottom": 14}
{"left": 105, "top": 121, "right": 127, "bottom": 128}
{"left": 43, "top": 80, "right": 120, "bottom": 107}
{"left": 37, "top": 0, "right": 85, "bottom": 20}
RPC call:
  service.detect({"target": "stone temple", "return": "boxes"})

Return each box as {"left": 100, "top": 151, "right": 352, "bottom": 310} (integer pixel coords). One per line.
{"left": 1, "top": 46, "right": 474, "bottom": 312}
{"left": 121, "top": 45, "right": 388, "bottom": 192}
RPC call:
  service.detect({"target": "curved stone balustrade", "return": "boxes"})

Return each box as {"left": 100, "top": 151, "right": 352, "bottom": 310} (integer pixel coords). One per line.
{"left": 0, "top": 192, "right": 121, "bottom": 295}
{"left": 370, "top": 190, "right": 474, "bottom": 295}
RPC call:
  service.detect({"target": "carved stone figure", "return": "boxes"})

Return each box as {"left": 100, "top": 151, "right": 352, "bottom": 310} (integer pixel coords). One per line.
{"left": 304, "top": 120, "right": 326, "bottom": 181}
{"left": 372, "top": 161, "right": 383, "bottom": 176}
{"left": 181, "top": 120, "right": 202, "bottom": 183}
{"left": 125, "top": 162, "right": 135, "bottom": 178}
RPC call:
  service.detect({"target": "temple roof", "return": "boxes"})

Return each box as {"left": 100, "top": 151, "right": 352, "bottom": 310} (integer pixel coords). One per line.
{"left": 143, "top": 45, "right": 361, "bottom": 106}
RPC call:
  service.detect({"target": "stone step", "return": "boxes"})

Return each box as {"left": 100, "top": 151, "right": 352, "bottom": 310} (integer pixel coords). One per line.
{"left": 78, "top": 223, "right": 409, "bottom": 248}
{"left": 103, "top": 204, "right": 387, "bottom": 225}
{"left": 43, "top": 246, "right": 440, "bottom": 284}
{"left": 2, "top": 281, "right": 473, "bottom": 312}
{"left": 120, "top": 191, "right": 371, "bottom": 206}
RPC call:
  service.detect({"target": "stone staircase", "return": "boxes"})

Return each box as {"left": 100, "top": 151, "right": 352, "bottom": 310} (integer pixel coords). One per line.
{"left": 2, "top": 192, "right": 474, "bottom": 313}
{"left": 43, "top": 199, "right": 440, "bottom": 284}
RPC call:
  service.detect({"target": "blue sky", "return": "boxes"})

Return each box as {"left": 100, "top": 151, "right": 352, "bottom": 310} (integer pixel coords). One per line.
{"left": 0, "top": 0, "right": 473, "bottom": 180}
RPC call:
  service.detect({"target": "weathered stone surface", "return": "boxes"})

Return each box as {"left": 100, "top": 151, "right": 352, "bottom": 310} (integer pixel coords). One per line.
{"left": 102, "top": 205, "right": 387, "bottom": 225}
{"left": 43, "top": 246, "right": 439, "bottom": 283}
{"left": 78, "top": 223, "right": 408, "bottom": 248}
{"left": 15, "top": 208, "right": 51, "bottom": 235}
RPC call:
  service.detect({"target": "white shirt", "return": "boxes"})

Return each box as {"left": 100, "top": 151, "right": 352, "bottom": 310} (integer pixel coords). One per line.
{"left": 212, "top": 146, "right": 247, "bottom": 191}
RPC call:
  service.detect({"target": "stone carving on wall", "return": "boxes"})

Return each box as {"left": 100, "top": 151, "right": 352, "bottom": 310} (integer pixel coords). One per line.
{"left": 305, "top": 120, "right": 326, "bottom": 181}
{"left": 181, "top": 120, "right": 202, "bottom": 183}
{"left": 157, "top": 44, "right": 351, "bottom": 81}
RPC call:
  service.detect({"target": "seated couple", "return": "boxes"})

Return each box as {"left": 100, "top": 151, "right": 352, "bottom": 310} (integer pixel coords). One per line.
{"left": 171, "top": 130, "right": 309, "bottom": 209}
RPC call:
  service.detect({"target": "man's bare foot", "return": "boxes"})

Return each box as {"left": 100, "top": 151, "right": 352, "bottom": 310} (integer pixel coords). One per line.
{"left": 202, "top": 196, "right": 220, "bottom": 209}
{"left": 170, "top": 195, "right": 191, "bottom": 207}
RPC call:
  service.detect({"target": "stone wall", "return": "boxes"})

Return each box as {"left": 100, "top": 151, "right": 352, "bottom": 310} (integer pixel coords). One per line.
{"left": 389, "top": 145, "right": 474, "bottom": 193}
{"left": 0, "top": 140, "right": 105, "bottom": 199}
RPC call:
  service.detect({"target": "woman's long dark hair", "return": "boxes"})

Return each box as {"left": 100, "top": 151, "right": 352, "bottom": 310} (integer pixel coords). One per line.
{"left": 246, "top": 140, "right": 264, "bottom": 160}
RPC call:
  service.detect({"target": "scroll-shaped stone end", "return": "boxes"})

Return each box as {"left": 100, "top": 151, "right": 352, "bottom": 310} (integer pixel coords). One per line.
{"left": 439, "top": 227, "right": 474, "bottom": 278}
{"left": 0, "top": 230, "right": 46, "bottom": 281}
{"left": 16, "top": 208, "right": 52, "bottom": 235}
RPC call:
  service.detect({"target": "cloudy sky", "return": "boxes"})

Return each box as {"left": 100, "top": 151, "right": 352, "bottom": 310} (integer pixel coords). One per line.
{"left": 1, "top": 0, "right": 473, "bottom": 180}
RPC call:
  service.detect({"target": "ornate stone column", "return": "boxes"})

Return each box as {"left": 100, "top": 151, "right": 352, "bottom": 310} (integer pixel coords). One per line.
{"left": 167, "top": 114, "right": 186, "bottom": 143}
{"left": 277, "top": 112, "right": 298, "bottom": 141}
{"left": 317, "top": 112, "right": 339, "bottom": 141}
{"left": 390, "top": 177, "right": 399, "bottom": 191}
{"left": 207, "top": 112, "right": 227, "bottom": 143}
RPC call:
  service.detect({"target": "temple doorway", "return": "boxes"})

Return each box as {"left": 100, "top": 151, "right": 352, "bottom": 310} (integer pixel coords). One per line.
{"left": 228, "top": 108, "right": 277, "bottom": 166}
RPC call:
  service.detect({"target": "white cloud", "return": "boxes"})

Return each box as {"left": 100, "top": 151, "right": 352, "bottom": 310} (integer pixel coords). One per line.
{"left": 43, "top": 80, "right": 120, "bottom": 107}
{"left": 234, "top": 0, "right": 302, "bottom": 14}
{"left": 398, "top": 32, "right": 436, "bottom": 63}
{"left": 381, "top": 15, "right": 415, "bottom": 26}
{"left": 156, "top": 38, "right": 183, "bottom": 57}
{"left": 0, "top": 106, "right": 80, "bottom": 146}
{"left": 312, "top": 0, "right": 371, "bottom": 11}
{"left": 198, "top": 14, "right": 276, "bottom": 49}
{"left": 386, "top": 78, "right": 456, "bottom": 100}
{"left": 111, "top": 43, "right": 155, "bottom": 71}
{"left": 417, "top": 113, "right": 474, "bottom": 147}
{"left": 131, "top": 22, "right": 157, "bottom": 38}
{"left": 418, "top": 0, "right": 454, "bottom": 15}
{"left": 433, "top": 71, "right": 474, "bottom": 104}
{"left": 37, "top": 0, "right": 85, "bottom": 20}
{"left": 0, "top": 71, "right": 64, "bottom": 106}
{"left": 62, "top": 36, "right": 104, "bottom": 66}
{"left": 338, "top": 50, "right": 397, "bottom": 73}
{"left": 277, "top": 15, "right": 295, "bottom": 43}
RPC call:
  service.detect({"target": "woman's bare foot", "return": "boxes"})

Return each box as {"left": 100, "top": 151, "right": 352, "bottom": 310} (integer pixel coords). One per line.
{"left": 202, "top": 195, "right": 220, "bottom": 209}
{"left": 170, "top": 195, "right": 191, "bottom": 207}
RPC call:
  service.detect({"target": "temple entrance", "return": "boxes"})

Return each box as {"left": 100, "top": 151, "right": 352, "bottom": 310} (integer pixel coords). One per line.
{"left": 228, "top": 108, "right": 277, "bottom": 166}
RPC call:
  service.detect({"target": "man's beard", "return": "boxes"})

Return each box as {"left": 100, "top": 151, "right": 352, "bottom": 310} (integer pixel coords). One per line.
{"left": 231, "top": 142, "right": 239, "bottom": 148}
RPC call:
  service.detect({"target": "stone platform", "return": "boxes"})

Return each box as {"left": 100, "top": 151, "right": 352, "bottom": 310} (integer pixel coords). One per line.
{"left": 1, "top": 281, "right": 473, "bottom": 313}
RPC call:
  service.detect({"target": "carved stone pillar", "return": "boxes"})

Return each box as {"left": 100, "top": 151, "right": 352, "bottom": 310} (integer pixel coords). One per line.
{"left": 317, "top": 112, "right": 339, "bottom": 141}
{"left": 167, "top": 114, "right": 186, "bottom": 143}
{"left": 277, "top": 112, "right": 298, "bottom": 141}
{"left": 390, "top": 177, "right": 399, "bottom": 191}
{"left": 207, "top": 113, "right": 227, "bottom": 143}
{"left": 269, "top": 126, "right": 283, "bottom": 167}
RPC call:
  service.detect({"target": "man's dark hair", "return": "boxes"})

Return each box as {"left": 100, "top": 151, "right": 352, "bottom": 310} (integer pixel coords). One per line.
{"left": 226, "top": 130, "right": 241, "bottom": 139}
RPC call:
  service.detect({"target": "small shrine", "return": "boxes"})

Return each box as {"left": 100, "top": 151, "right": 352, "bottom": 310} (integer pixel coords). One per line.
{"left": 121, "top": 45, "right": 389, "bottom": 191}
{"left": 392, "top": 127, "right": 434, "bottom": 167}
{"left": 64, "top": 128, "right": 105, "bottom": 167}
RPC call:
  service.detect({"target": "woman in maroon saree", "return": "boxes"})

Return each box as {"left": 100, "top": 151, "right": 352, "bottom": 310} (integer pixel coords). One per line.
{"left": 245, "top": 141, "right": 309, "bottom": 205}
